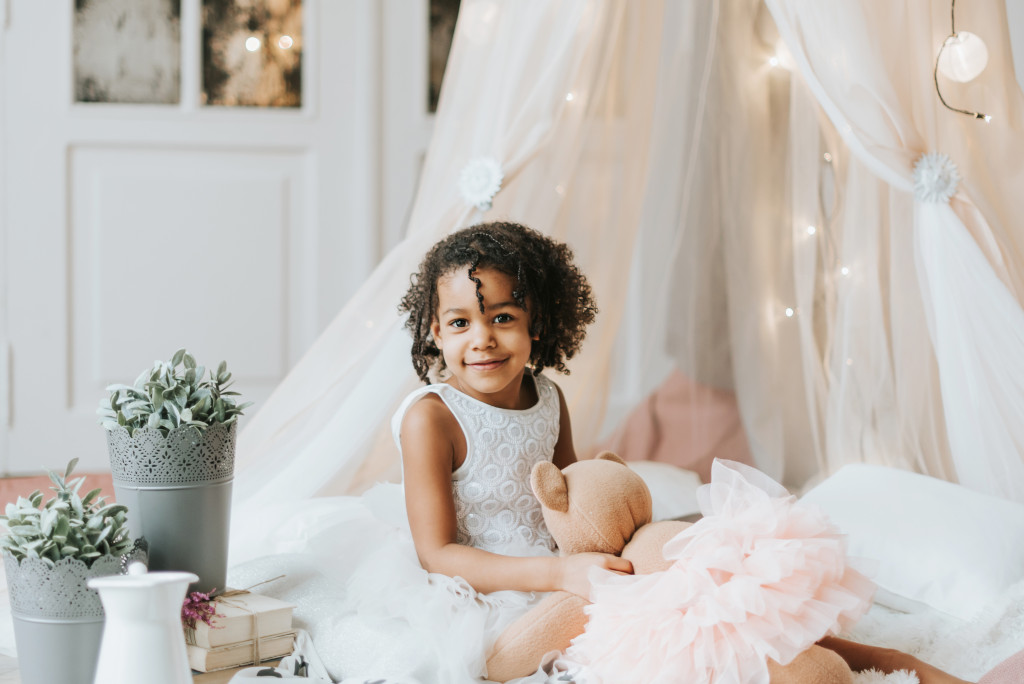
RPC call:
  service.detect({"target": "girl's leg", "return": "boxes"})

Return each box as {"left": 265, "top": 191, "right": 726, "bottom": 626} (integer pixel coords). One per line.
{"left": 818, "top": 636, "right": 974, "bottom": 684}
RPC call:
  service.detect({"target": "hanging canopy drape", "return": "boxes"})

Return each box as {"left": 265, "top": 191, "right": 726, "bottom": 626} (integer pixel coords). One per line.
{"left": 230, "top": 0, "right": 1024, "bottom": 566}
{"left": 230, "top": 0, "right": 667, "bottom": 562}
{"left": 766, "top": 0, "right": 1024, "bottom": 499}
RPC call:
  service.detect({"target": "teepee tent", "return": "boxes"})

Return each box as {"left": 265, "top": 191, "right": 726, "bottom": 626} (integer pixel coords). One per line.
{"left": 229, "top": 0, "right": 1024, "bottom": 564}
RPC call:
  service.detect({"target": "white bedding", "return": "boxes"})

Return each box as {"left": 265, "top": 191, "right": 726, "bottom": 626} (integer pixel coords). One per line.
{"left": 845, "top": 579, "right": 1024, "bottom": 682}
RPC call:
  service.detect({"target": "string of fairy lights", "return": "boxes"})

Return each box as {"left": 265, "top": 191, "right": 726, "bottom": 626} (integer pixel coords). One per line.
{"left": 771, "top": 0, "right": 990, "bottom": 348}
{"left": 540, "top": 1, "right": 990, "bottom": 379}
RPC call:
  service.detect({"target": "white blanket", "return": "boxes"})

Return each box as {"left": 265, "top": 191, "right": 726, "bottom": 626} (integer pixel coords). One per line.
{"left": 846, "top": 578, "right": 1024, "bottom": 682}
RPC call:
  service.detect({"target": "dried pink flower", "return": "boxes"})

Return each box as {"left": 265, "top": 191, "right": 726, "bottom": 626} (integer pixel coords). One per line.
{"left": 181, "top": 589, "right": 220, "bottom": 630}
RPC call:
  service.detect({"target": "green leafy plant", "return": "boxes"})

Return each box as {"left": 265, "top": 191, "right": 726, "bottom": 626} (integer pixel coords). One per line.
{"left": 0, "top": 458, "right": 132, "bottom": 567}
{"left": 97, "top": 348, "right": 253, "bottom": 437}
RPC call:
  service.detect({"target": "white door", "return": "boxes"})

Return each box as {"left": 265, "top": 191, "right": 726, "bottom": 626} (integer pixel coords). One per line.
{"left": 0, "top": 0, "right": 389, "bottom": 474}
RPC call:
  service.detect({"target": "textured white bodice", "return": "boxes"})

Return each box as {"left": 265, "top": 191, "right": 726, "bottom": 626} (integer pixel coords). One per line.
{"left": 392, "top": 374, "right": 559, "bottom": 554}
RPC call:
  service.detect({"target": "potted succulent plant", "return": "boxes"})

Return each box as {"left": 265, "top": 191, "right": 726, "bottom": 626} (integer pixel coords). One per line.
{"left": 1, "top": 458, "right": 144, "bottom": 684}
{"left": 97, "top": 348, "right": 251, "bottom": 594}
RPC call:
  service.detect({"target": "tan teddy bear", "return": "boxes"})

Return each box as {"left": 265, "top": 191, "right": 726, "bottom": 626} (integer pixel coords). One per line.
{"left": 485, "top": 452, "right": 853, "bottom": 683}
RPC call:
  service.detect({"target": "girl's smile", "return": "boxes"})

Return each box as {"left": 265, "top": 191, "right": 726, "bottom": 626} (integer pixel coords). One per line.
{"left": 431, "top": 267, "right": 537, "bottom": 409}
{"left": 466, "top": 357, "right": 508, "bottom": 370}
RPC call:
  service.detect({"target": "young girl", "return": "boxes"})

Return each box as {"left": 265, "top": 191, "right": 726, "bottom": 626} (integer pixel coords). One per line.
{"left": 230, "top": 221, "right": 972, "bottom": 684}
{"left": 229, "top": 222, "right": 618, "bottom": 683}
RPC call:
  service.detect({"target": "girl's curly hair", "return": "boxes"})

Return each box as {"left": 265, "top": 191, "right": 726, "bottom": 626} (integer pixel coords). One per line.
{"left": 399, "top": 222, "right": 597, "bottom": 383}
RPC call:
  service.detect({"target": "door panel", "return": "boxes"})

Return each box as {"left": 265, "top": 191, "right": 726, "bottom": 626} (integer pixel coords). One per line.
{"left": 68, "top": 146, "right": 308, "bottom": 411}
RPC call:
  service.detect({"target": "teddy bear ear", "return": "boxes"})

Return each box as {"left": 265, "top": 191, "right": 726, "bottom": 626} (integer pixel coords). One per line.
{"left": 531, "top": 462, "right": 569, "bottom": 512}
{"left": 595, "top": 451, "right": 627, "bottom": 466}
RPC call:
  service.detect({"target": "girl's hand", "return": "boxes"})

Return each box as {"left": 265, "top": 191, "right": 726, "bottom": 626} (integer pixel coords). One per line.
{"left": 557, "top": 553, "right": 634, "bottom": 599}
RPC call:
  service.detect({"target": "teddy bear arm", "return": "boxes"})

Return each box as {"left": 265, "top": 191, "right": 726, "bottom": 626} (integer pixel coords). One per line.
{"left": 485, "top": 590, "right": 589, "bottom": 683}
{"left": 620, "top": 520, "right": 692, "bottom": 574}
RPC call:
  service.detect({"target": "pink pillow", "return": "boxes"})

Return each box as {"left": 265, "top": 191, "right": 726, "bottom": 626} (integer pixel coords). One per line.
{"left": 980, "top": 650, "right": 1024, "bottom": 684}
{"left": 593, "top": 369, "right": 753, "bottom": 482}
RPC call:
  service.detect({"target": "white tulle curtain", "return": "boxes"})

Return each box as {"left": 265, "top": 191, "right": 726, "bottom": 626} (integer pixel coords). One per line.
{"left": 230, "top": 0, "right": 1024, "bottom": 565}
{"left": 230, "top": 0, "right": 666, "bottom": 563}
{"left": 766, "top": 0, "right": 1024, "bottom": 500}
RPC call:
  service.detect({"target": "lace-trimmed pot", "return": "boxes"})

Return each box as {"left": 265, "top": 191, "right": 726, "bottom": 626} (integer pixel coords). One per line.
{"left": 106, "top": 422, "right": 235, "bottom": 594}
{"left": 3, "top": 544, "right": 145, "bottom": 684}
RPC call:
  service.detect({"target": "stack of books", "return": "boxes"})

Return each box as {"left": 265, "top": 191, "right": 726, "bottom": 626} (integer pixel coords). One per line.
{"left": 184, "top": 591, "right": 297, "bottom": 673}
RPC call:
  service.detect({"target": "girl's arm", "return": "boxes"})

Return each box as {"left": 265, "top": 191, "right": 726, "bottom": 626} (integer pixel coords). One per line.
{"left": 551, "top": 382, "right": 577, "bottom": 470}
{"left": 816, "top": 638, "right": 972, "bottom": 684}
{"left": 401, "top": 394, "right": 630, "bottom": 596}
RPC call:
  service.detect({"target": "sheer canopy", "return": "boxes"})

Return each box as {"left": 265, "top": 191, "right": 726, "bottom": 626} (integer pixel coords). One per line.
{"left": 230, "top": 0, "right": 1024, "bottom": 565}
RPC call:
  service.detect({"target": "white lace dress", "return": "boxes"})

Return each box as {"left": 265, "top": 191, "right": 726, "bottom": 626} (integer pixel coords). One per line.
{"left": 228, "top": 374, "right": 567, "bottom": 684}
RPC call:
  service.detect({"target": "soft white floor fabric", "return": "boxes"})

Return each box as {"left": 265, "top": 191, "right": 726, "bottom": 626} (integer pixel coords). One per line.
{"left": 846, "top": 578, "right": 1024, "bottom": 682}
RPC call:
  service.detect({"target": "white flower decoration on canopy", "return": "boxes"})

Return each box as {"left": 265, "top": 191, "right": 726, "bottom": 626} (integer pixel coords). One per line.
{"left": 913, "top": 152, "right": 961, "bottom": 204}
{"left": 458, "top": 157, "right": 504, "bottom": 211}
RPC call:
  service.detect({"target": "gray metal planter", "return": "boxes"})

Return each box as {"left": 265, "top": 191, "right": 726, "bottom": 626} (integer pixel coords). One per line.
{"left": 106, "top": 422, "right": 235, "bottom": 594}
{"left": 3, "top": 548, "right": 142, "bottom": 684}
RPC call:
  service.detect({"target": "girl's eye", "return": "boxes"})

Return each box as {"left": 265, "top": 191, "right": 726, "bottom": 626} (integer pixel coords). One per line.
{"left": 449, "top": 318, "right": 469, "bottom": 329}
{"left": 494, "top": 313, "right": 514, "bottom": 324}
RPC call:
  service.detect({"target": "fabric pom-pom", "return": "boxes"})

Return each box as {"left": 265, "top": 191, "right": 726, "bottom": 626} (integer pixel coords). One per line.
{"left": 458, "top": 157, "right": 504, "bottom": 211}
{"left": 913, "top": 152, "right": 960, "bottom": 203}
{"left": 852, "top": 669, "right": 920, "bottom": 684}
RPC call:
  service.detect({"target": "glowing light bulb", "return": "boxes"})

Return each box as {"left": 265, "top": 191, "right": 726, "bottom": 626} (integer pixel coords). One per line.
{"left": 785, "top": 307, "right": 795, "bottom": 318}
{"left": 840, "top": 266, "right": 850, "bottom": 276}
{"left": 938, "top": 32, "right": 988, "bottom": 83}
{"left": 278, "top": 35, "right": 294, "bottom": 49}
{"left": 823, "top": 152, "right": 833, "bottom": 163}
{"left": 806, "top": 225, "right": 817, "bottom": 235}
{"left": 768, "top": 56, "right": 780, "bottom": 68}
{"left": 245, "top": 36, "right": 261, "bottom": 52}
{"left": 565, "top": 92, "right": 575, "bottom": 102}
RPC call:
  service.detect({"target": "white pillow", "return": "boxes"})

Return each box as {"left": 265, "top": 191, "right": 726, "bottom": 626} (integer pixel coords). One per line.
{"left": 800, "top": 463, "right": 1024, "bottom": 621}
{"left": 626, "top": 460, "right": 703, "bottom": 522}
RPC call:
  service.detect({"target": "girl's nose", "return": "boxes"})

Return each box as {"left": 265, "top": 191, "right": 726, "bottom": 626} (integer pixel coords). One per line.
{"left": 471, "top": 325, "right": 496, "bottom": 349}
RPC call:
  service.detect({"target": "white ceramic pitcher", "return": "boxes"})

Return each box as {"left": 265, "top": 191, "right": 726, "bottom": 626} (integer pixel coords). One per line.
{"left": 88, "top": 564, "right": 198, "bottom": 684}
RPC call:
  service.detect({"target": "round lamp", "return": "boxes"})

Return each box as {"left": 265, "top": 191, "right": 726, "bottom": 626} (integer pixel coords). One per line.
{"left": 937, "top": 31, "right": 989, "bottom": 82}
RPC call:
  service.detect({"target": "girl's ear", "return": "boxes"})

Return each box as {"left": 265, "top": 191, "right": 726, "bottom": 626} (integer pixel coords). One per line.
{"left": 531, "top": 461, "right": 568, "bottom": 512}
{"left": 430, "top": 319, "right": 442, "bottom": 347}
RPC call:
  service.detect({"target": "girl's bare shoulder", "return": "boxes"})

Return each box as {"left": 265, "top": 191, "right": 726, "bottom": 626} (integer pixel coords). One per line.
{"left": 400, "top": 392, "right": 460, "bottom": 444}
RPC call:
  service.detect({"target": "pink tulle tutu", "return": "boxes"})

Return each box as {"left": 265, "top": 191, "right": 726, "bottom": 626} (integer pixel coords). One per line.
{"left": 565, "top": 459, "right": 875, "bottom": 684}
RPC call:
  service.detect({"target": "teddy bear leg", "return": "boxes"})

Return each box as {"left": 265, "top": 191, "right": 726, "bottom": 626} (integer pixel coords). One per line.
{"left": 485, "top": 591, "right": 589, "bottom": 683}
{"left": 768, "top": 645, "right": 854, "bottom": 684}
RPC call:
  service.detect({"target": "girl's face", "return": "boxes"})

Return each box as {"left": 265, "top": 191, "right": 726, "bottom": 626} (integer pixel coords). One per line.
{"left": 430, "top": 267, "right": 537, "bottom": 409}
